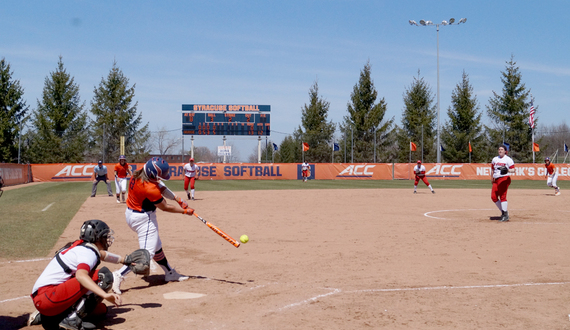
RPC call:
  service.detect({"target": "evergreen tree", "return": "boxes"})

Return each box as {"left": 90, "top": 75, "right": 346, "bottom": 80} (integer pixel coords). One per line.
{"left": 486, "top": 55, "right": 536, "bottom": 162}
{"left": 340, "top": 61, "right": 394, "bottom": 163}
{"left": 276, "top": 135, "right": 301, "bottom": 163}
{"left": 396, "top": 71, "right": 436, "bottom": 162}
{"left": 27, "top": 57, "right": 89, "bottom": 163}
{"left": 0, "top": 58, "right": 29, "bottom": 163}
{"left": 441, "top": 71, "right": 485, "bottom": 163}
{"left": 294, "top": 80, "right": 336, "bottom": 163}
{"left": 90, "top": 61, "right": 150, "bottom": 162}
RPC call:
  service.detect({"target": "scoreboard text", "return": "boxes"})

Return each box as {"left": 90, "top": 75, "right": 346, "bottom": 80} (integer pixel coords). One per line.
{"left": 182, "top": 104, "right": 270, "bottom": 136}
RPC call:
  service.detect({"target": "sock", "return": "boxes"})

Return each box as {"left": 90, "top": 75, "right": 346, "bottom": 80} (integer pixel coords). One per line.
{"left": 501, "top": 201, "right": 508, "bottom": 212}
{"left": 495, "top": 201, "right": 502, "bottom": 211}
{"left": 191, "top": 189, "right": 195, "bottom": 198}
{"left": 414, "top": 185, "right": 417, "bottom": 192}
{"left": 118, "top": 265, "right": 131, "bottom": 277}
{"left": 428, "top": 184, "right": 433, "bottom": 191}
{"left": 154, "top": 249, "right": 171, "bottom": 272}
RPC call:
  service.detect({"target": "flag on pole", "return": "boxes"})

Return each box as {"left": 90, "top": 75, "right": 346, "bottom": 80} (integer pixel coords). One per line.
{"left": 410, "top": 141, "right": 417, "bottom": 151}
{"left": 272, "top": 143, "right": 278, "bottom": 151}
{"left": 565, "top": 143, "right": 569, "bottom": 153}
{"left": 333, "top": 143, "right": 340, "bottom": 151}
{"left": 469, "top": 141, "right": 472, "bottom": 153}
{"left": 529, "top": 98, "right": 536, "bottom": 129}
{"left": 302, "top": 142, "right": 310, "bottom": 151}
{"left": 533, "top": 142, "right": 540, "bottom": 152}
{"left": 440, "top": 144, "right": 446, "bottom": 152}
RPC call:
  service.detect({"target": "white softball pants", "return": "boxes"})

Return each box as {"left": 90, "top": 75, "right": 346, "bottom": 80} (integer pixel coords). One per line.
{"left": 115, "top": 177, "right": 128, "bottom": 194}
{"left": 125, "top": 208, "right": 163, "bottom": 258}
{"left": 547, "top": 172, "right": 559, "bottom": 188}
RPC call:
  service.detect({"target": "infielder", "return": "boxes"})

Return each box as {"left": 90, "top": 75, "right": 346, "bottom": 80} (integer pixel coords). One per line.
{"left": 114, "top": 155, "right": 132, "bottom": 204}
{"left": 112, "top": 157, "right": 194, "bottom": 294}
{"left": 544, "top": 157, "right": 561, "bottom": 196}
{"left": 29, "top": 220, "right": 123, "bottom": 330}
{"left": 183, "top": 157, "right": 200, "bottom": 200}
{"left": 491, "top": 145, "right": 515, "bottom": 222}
{"left": 413, "top": 160, "right": 435, "bottom": 194}
{"left": 91, "top": 160, "right": 113, "bottom": 197}
{"left": 301, "top": 161, "right": 310, "bottom": 182}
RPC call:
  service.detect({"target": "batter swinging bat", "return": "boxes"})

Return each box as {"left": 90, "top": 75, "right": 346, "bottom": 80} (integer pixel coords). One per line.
{"left": 193, "top": 213, "right": 240, "bottom": 248}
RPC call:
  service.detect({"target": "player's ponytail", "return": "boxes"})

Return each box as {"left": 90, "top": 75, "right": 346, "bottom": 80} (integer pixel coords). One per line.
{"left": 131, "top": 168, "right": 150, "bottom": 182}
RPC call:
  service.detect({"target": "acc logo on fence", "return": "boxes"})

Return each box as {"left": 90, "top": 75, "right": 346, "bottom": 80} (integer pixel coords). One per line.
{"left": 53, "top": 165, "right": 96, "bottom": 179}
{"left": 336, "top": 165, "right": 375, "bottom": 178}
{"left": 426, "top": 164, "right": 463, "bottom": 177}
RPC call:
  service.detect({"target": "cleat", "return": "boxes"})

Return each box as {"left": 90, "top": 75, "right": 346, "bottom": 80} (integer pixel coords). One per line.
{"left": 187, "top": 193, "right": 191, "bottom": 200}
{"left": 116, "top": 199, "right": 121, "bottom": 204}
{"left": 555, "top": 191, "right": 561, "bottom": 196}
{"left": 413, "top": 191, "right": 417, "bottom": 194}
{"left": 165, "top": 268, "right": 189, "bottom": 282}
{"left": 499, "top": 211, "right": 510, "bottom": 222}
{"left": 112, "top": 271, "right": 124, "bottom": 294}
{"left": 432, "top": 190, "right": 435, "bottom": 194}
{"left": 59, "top": 316, "right": 82, "bottom": 330}
{"left": 27, "top": 310, "right": 41, "bottom": 326}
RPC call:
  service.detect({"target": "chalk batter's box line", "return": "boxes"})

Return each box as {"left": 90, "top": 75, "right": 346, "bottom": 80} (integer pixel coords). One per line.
{"left": 277, "top": 281, "right": 570, "bottom": 311}
{"left": 424, "top": 208, "right": 570, "bottom": 224}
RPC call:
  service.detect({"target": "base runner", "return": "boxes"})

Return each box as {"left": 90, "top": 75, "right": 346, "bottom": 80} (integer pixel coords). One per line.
{"left": 114, "top": 155, "right": 132, "bottom": 204}
{"left": 544, "top": 157, "right": 561, "bottom": 196}
{"left": 413, "top": 160, "right": 435, "bottom": 194}
{"left": 491, "top": 145, "right": 515, "bottom": 222}
{"left": 183, "top": 157, "right": 200, "bottom": 200}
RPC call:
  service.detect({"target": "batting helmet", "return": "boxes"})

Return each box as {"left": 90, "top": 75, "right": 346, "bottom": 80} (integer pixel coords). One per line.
{"left": 417, "top": 160, "right": 421, "bottom": 164}
{"left": 545, "top": 157, "right": 550, "bottom": 162}
{"left": 144, "top": 157, "right": 171, "bottom": 181}
{"left": 189, "top": 157, "right": 194, "bottom": 162}
{"left": 80, "top": 220, "right": 114, "bottom": 250}
{"left": 119, "top": 155, "right": 126, "bottom": 160}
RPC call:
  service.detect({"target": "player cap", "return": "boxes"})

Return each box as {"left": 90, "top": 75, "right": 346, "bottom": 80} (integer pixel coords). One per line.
{"left": 98, "top": 160, "right": 102, "bottom": 164}
{"left": 119, "top": 155, "right": 126, "bottom": 160}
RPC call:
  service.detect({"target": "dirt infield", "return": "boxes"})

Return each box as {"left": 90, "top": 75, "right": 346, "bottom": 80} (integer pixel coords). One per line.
{"left": 2, "top": 187, "right": 570, "bottom": 329}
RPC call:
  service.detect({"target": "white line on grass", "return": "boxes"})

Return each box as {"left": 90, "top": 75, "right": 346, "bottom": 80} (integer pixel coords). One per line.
{"left": 42, "top": 202, "right": 55, "bottom": 211}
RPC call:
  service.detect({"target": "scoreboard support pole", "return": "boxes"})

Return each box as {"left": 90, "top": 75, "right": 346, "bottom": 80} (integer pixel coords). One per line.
{"left": 223, "top": 136, "right": 227, "bottom": 163}
{"left": 191, "top": 136, "right": 194, "bottom": 159}
{"left": 257, "top": 136, "right": 262, "bottom": 164}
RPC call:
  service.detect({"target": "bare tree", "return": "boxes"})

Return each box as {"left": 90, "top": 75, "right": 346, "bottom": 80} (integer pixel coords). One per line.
{"left": 192, "top": 146, "right": 216, "bottom": 163}
{"left": 536, "top": 122, "right": 570, "bottom": 162}
{"left": 152, "top": 126, "right": 180, "bottom": 155}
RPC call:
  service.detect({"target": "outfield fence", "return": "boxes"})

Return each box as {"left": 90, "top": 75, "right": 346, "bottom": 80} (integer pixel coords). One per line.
{"left": 29, "top": 163, "right": 570, "bottom": 182}
{"left": 0, "top": 163, "right": 33, "bottom": 186}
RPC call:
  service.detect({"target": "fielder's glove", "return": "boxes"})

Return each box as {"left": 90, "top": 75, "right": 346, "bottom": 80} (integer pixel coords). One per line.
{"left": 124, "top": 249, "right": 151, "bottom": 276}
{"left": 498, "top": 166, "right": 509, "bottom": 175}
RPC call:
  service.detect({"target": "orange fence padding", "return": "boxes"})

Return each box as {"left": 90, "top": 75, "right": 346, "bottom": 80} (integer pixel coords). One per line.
{"left": 0, "top": 163, "right": 32, "bottom": 186}
{"left": 30, "top": 163, "right": 570, "bottom": 182}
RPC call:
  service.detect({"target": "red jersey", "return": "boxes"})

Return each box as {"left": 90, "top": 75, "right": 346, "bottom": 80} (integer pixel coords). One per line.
{"left": 127, "top": 179, "right": 164, "bottom": 212}
{"left": 114, "top": 163, "right": 130, "bottom": 178}
{"left": 545, "top": 163, "right": 556, "bottom": 175}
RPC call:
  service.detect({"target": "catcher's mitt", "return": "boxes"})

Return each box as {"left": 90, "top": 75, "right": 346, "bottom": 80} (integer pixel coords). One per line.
{"left": 124, "top": 249, "right": 151, "bottom": 275}
{"left": 498, "top": 166, "right": 509, "bottom": 175}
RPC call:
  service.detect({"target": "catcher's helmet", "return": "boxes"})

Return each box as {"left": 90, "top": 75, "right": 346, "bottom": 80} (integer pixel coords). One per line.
{"left": 80, "top": 220, "right": 114, "bottom": 249}
{"left": 144, "top": 157, "right": 171, "bottom": 181}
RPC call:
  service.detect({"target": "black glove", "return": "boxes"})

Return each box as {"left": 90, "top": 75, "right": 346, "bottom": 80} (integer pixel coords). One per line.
{"left": 498, "top": 166, "right": 509, "bottom": 175}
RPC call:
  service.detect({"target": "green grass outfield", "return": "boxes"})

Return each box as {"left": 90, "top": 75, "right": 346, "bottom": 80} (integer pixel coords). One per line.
{"left": 0, "top": 179, "right": 564, "bottom": 259}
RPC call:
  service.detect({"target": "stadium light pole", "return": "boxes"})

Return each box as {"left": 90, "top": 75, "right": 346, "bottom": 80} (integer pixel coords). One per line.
{"left": 409, "top": 18, "right": 467, "bottom": 163}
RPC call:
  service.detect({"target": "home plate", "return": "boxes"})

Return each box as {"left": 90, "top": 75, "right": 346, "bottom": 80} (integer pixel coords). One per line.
{"left": 163, "top": 291, "right": 206, "bottom": 299}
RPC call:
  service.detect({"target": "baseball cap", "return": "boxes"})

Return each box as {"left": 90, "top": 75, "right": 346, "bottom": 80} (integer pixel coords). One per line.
{"left": 98, "top": 160, "right": 102, "bottom": 164}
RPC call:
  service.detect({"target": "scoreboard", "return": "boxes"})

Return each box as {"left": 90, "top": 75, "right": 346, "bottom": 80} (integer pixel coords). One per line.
{"left": 182, "top": 104, "right": 270, "bottom": 136}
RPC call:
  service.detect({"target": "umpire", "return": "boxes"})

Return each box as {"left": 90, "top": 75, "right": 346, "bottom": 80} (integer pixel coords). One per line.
{"left": 91, "top": 161, "right": 113, "bottom": 197}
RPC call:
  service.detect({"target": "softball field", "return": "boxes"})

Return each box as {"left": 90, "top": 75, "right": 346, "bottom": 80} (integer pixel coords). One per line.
{"left": 2, "top": 185, "right": 570, "bottom": 329}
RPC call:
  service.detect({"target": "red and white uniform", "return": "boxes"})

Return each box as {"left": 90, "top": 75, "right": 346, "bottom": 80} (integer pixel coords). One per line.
{"left": 414, "top": 164, "right": 430, "bottom": 186}
{"left": 183, "top": 163, "right": 199, "bottom": 190}
{"left": 491, "top": 154, "right": 515, "bottom": 202}
{"left": 31, "top": 242, "right": 101, "bottom": 316}
{"left": 301, "top": 162, "right": 310, "bottom": 177}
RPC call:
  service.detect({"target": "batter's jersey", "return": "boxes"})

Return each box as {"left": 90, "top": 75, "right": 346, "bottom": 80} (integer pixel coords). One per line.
{"left": 127, "top": 178, "right": 164, "bottom": 212}
{"left": 114, "top": 163, "right": 130, "bottom": 178}
{"left": 414, "top": 164, "right": 426, "bottom": 177}
{"left": 183, "top": 163, "right": 199, "bottom": 178}
{"left": 491, "top": 155, "right": 515, "bottom": 179}
{"left": 32, "top": 244, "right": 99, "bottom": 294}
{"left": 301, "top": 162, "right": 310, "bottom": 171}
{"left": 546, "top": 163, "right": 556, "bottom": 175}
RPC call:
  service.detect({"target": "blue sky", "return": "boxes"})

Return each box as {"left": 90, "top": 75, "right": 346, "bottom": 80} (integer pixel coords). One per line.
{"left": 2, "top": 1, "right": 569, "bottom": 161}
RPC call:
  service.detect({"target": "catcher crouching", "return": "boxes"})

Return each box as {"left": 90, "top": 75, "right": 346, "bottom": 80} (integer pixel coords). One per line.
{"left": 28, "top": 220, "right": 151, "bottom": 330}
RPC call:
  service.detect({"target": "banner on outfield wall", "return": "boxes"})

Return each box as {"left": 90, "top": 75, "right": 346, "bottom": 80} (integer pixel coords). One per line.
{"left": 30, "top": 163, "right": 570, "bottom": 182}
{"left": 0, "top": 163, "right": 32, "bottom": 186}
